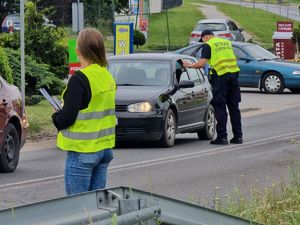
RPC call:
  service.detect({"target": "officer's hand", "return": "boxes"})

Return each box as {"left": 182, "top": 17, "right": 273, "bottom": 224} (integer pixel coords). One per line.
{"left": 182, "top": 61, "right": 191, "bottom": 68}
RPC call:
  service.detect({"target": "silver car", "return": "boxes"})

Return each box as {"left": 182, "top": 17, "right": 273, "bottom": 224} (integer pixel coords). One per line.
{"left": 189, "top": 19, "right": 245, "bottom": 44}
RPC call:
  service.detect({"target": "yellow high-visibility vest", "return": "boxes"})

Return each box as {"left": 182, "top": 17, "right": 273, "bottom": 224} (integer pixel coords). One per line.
{"left": 57, "top": 64, "right": 116, "bottom": 152}
{"left": 207, "top": 37, "right": 240, "bottom": 76}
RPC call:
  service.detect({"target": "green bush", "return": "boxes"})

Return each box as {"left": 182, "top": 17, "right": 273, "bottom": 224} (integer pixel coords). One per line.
{"left": 134, "top": 29, "right": 146, "bottom": 49}
{"left": 5, "top": 48, "right": 65, "bottom": 96}
{"left": 25, "top": 95, "right": 43, "bottom": 106}
{"left": 0, "top": 1, "right": 68, "bottom": 79}
{"left": 0, "top": 47, "right": 13, "bottom": 84}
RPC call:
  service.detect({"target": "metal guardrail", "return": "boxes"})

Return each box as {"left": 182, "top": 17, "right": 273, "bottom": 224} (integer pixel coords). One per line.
{"left": 0, "top": 186, "right": 256, "bottom": 225}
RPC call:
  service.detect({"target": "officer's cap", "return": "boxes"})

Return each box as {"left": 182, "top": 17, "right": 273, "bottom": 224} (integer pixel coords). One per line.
{"left": 199, "top": 30, "right": 214, "bottom": 42}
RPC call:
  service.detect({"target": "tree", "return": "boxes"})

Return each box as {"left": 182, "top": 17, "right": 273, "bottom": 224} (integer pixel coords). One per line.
{"left": 133, "top": 29, "right": 145, "bottom": 49}
{"left": 114, "top": 0, "right": 128, "bottom": 14}
{"left": 0, "top": 46, "right": 13, "bottom": 83}
{"left": 0, "top": 1, "right": 68, "bottom": 78}
{"left": 38, "top": 0, "right": 72, "bottom": 25}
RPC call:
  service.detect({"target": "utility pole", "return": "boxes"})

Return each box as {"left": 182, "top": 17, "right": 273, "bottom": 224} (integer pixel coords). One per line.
{"left": 135, "top": 0, "right": 140, "bottom": 30}
{"left": 20, "top": 0, "right": 25, "bottom": 109}
{"left": 166, "top": 8, "right": 170, "bottom": 49}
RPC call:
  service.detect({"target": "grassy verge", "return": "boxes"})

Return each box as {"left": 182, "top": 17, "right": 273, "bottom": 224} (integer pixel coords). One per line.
{"left": 242, "top": 0, "right": 299, "bottom": 4}
{"left": 193, "top": 0, "right": 299, "bottom": 48}
{"left": 215, "top": 163, "right": 300, "bottom": 224}
{"left": 140, "top": 0, "right": 205, "bottom": 51}
{"left": 25, "top": 100, "right": 56, "bottom": 141}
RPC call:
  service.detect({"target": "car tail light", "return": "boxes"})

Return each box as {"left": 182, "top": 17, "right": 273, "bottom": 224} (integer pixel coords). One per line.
{"left": 218, "top": 33, "right": 232, "bottom": 38}
{"left": 190, "top": 33, "right": 201, "bottom": 38}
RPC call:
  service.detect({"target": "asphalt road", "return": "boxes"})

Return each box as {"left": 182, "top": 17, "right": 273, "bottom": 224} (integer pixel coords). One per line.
{"left": 0, "top": 89, "right": 300, "bottom": 210}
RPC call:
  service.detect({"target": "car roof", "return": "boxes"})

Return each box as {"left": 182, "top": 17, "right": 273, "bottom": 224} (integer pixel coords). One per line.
{"left": 197, "top": 19, "right": 229, "bottom": 24}
{"left": 108, "top": 53, "right": 195, "bottom": 61}
{"left": 185, "top": 41, "right": 257, "bottom": 48}
{"left": 5, "top": 13, "right": 20, "bottom": 19}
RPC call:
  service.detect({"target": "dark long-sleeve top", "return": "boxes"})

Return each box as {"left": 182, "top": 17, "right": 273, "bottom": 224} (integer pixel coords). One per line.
{"left": 52, "top": 71, "right": 91, "bottom": 131}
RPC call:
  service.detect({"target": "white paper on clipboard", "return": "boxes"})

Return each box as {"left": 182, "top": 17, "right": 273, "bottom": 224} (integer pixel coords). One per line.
{"left": 39, "top": 88, "right": 62, "bottom": 111}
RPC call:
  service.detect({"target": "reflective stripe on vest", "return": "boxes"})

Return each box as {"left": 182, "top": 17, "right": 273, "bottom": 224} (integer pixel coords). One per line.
{"left": 57, "top": 64, "right": 116, "bottom": 153}
{"left": 61, "top": 127, "right": 115, "bottom": 140}
{"left": 207, "top": 37, "right": 240, "bottom": 76}
{"left": 77, "top": 109, "right": 115, "bottom": 120}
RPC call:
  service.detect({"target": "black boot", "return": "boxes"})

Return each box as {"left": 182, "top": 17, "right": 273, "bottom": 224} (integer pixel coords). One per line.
{"left": 210, "top": 138, "right": 228, "bottom": 145}
{"left": 230, "top": 137, "right": 243, "bottom": 144}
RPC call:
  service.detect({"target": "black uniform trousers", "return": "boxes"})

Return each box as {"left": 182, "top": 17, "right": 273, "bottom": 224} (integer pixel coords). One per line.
{"left": 211, "top": 72, "right": 242, "bottom": 140}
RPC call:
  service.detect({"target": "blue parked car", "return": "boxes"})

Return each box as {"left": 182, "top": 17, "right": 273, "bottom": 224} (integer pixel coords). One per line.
{"left": 174, "top": 42, "right": 300, "bottom": 94}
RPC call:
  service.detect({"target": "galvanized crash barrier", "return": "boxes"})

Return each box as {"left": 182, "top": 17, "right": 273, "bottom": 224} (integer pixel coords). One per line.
{"left": 0, "top": 186, "right": 256, "bottom": 225}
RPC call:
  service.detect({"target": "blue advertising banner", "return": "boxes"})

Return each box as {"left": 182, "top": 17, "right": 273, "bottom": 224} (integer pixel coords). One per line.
{"left": 114, "top": 22, "right": 134, "bottom": 55}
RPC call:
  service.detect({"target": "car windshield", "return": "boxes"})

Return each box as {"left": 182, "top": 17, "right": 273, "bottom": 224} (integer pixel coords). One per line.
{"left": 109, "top": 60, "right": 172, "bottom": 86}
{"left": 195, "top": 23, "right": 226, "bottom": 32}
{"left": 243, "top": 45, "right": 277, "bottom": 60}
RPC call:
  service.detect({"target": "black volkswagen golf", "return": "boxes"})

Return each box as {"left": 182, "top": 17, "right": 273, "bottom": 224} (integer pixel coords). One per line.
{"left": 108, "top": 53, "right": 215, "bottom": 147}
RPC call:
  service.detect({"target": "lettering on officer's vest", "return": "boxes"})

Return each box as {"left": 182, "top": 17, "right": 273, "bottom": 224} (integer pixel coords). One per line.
{"left": 214, "top": 41, "right": 232, "bottom": 52}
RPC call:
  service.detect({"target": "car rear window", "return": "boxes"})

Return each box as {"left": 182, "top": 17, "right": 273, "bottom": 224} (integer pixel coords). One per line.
{"left": 195, "top": 23, "right": 226, "bottom": 32}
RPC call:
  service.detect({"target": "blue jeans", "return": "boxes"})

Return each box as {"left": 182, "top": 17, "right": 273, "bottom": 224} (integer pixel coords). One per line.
{"left": 64, "top": 149, "right": 113, "bottom": 195}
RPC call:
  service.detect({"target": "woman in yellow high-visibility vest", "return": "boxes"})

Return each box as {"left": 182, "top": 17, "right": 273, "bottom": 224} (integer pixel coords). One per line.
{"left": 52, "top": 28, "right": 116, "bottom": 195}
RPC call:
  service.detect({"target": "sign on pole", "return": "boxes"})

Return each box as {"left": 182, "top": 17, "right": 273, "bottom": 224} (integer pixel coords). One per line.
{"left": 72, "top": 2, "right": 84, "bottom": 33}
{"left": 68, "top": 39, "right": 81, "bottom": 75}
{"left": 114, "top": 22, "right": 134, "bottom": 55}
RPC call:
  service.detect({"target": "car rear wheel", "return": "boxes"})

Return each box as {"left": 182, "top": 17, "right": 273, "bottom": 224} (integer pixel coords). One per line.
{"left": 197, "top": 104, "right": 216, "bottom": 140}
{"left": 159, "top": 109, "right": 176, "bottom": 147}
{"left": 0, "top": 123, "right": 20, "bottom": 173}
{"left": 262, "top": 72, "right": 284, "bottom": 94}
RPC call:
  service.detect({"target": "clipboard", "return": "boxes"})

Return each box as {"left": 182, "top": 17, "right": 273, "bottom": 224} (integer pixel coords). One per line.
{"left": 39, "top": 88, "right": 62, "bottom": 111}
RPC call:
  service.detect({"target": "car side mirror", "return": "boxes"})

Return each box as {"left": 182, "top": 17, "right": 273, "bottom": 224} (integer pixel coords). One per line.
{"left": 239, "top": 28, "right": 244, "bottom": 32}
{"left": 178, "top": 80, "right": 194, "bottom": 89}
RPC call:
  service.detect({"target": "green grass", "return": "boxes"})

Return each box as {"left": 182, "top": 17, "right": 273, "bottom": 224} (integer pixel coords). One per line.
{"left": 242, "top": 0, "right": 299, "bottom": 4}
{"left": 215, "top": 163, "right": 300, "bottom": 225}
{"left": 143, "top": 0, "right": 205, "bottom": 50}
{"left": 192, "top": 0, "right": 299, "bottom": 48}
{"left": 25, "top": 100, "right": 57, "bottom": 141}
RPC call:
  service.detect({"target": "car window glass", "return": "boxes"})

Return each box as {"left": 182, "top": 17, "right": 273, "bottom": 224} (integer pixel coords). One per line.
{"left": 179, "top": 71, "right": 189, "bottom": 82}
{"left": 195, "top": 47, "right": 203, "bottom": 59}
{"left": 186, "top": 60, "right": 202, "bottom": 85}
{"left": 195, "top": 23, "right": 226, "bottom": 32}
{"left": 230, "top": 21, "right": 239, "bottom": 30}
{"left": 196, "top": 68, "right": 205, "bottom": 83}
{"left": 233, "top": 46, "right": 248, "bottom": 59}
{"left": 108, "top": 60, "right": 171, "bottom": 86}
{"left": 182, "top": 46, "right": 198, "bottom": 56}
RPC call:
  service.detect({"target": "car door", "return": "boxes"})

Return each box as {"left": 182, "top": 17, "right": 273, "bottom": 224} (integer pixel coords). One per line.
{"left": 0, "top": 80, "right": 9, "bottom": 132}
{"left": 233, "top": 46, "right": 256, "bottom": 86}
{"left": 227, "top": 20, "right": 244, "bottom": 42}
{"left": 185, "top": 60, "right": 208, "bottom": 123}
{"left": 175, "top": 62, "right": 195, "bottom": 128}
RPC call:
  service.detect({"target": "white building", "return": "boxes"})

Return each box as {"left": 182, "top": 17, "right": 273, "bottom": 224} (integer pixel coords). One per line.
{"left": 149, "top": 0, "right": 162, "bottom": 13}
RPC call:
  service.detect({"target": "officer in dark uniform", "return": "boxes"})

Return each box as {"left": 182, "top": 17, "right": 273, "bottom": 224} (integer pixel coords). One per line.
{"left": 183, "top": 30, "right": 243, "bottom": 145}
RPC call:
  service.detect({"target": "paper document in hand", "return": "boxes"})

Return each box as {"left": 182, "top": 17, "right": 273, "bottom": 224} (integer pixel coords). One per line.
{"left": 39, "top": 88, "right": 62, "bottom": 111}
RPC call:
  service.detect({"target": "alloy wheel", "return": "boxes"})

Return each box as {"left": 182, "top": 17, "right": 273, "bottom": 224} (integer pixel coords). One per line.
{"left": 166, "top": 113, "right": 176, "bottom": 143}
{"left": 264, "top": 74, "right": 282, "bottom": 93}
